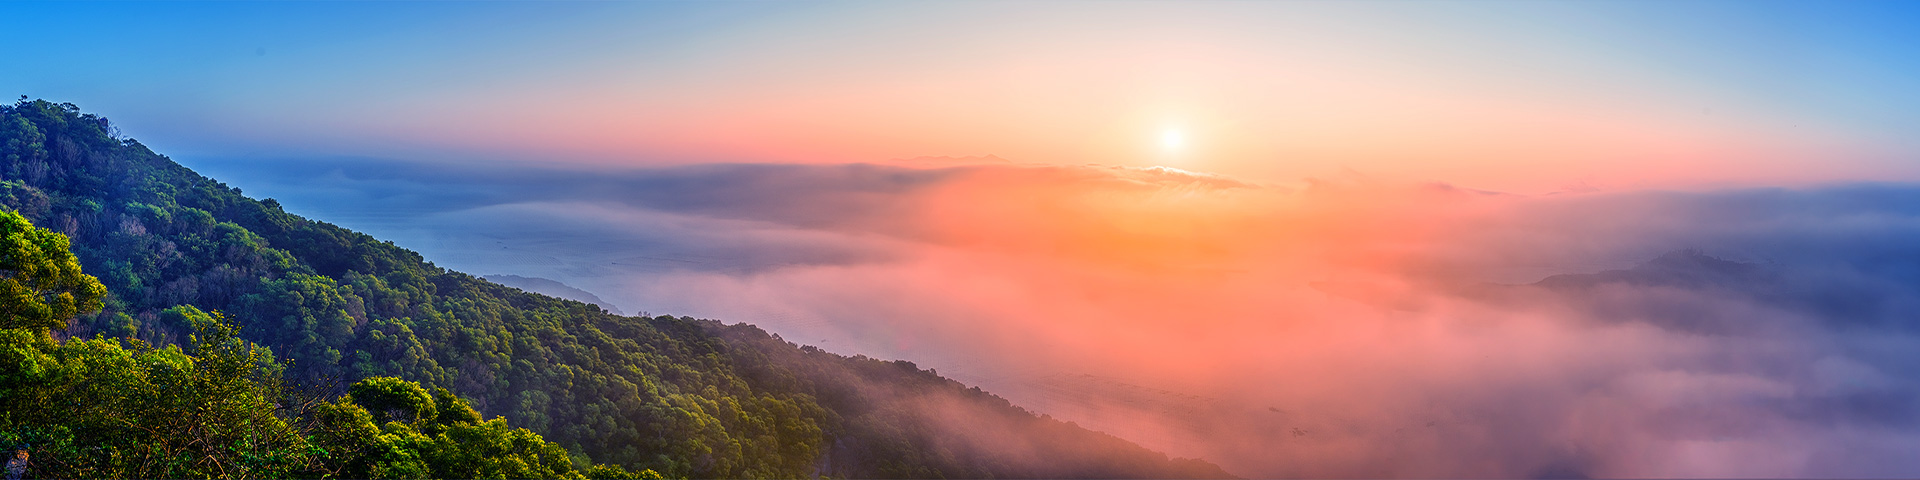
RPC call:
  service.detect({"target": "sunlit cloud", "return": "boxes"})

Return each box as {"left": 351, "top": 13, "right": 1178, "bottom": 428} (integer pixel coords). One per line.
{"left": 197, "top": 155, "right": 1920, "bottom": 477}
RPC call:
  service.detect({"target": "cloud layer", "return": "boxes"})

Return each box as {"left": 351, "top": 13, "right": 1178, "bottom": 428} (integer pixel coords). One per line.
{"left": 193, "top": 155, "right": 1920, "bottom": 477}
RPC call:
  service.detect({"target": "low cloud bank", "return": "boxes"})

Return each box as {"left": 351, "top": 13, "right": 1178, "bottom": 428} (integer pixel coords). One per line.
{"left": 193, "top": 155, "right": 1920, "bottom": 477}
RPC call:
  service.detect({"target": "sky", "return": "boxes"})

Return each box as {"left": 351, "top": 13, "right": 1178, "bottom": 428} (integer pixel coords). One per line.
{"left": 11, "top": 1, "right": 1920, "bottom": 477}
{"left": 9, "top": 1, "right": 1920, "bottom": 191}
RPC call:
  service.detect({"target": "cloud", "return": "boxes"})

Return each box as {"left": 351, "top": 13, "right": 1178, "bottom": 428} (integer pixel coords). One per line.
{"left": 195, "top": 155, "right": 1920, "bottom": 477}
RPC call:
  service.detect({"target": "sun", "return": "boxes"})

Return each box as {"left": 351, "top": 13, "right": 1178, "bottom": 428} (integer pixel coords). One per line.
{"left": 1160, "top": 129, "right": 1185, "bottom": 153}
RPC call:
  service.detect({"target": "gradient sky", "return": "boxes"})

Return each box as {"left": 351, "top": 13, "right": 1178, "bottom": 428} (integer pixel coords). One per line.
{"left": 7, "top": 1, "right": 1920, "bottom": 192}
{"left": 14, "top": 2, "right": 1920, "bottom": 477}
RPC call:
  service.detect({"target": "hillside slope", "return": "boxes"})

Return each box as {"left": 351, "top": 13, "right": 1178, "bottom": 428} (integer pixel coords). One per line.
{"left": 0, "top": 99, "right": 1233, "bottom": 478}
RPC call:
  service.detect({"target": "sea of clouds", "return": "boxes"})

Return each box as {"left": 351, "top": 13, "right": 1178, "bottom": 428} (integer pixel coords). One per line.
{"left": 191, "top": 155, "right": 1920, "bottom": 478}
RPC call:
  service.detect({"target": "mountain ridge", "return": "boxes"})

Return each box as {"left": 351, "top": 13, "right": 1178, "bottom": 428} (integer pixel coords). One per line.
{"left": 482, "top": 274, "right": 626, "bottom": 316}
{"left": 0, "top": 99, "right": 1234, "bottom": 478}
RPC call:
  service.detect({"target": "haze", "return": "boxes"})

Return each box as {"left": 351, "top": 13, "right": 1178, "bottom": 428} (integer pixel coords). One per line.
{"left": 11, "top": 1, "right": 1920, "bottom": 477}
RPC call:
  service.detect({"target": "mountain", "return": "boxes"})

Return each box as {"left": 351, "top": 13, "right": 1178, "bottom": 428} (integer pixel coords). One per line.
{"left": 0, "top": 99, "right": 1234, "bottom": 478}
{"left": 1531, "top": 249, "right": 1773, "bottom": 292}
{"left": 482, "top": 274, "right": 625, "bottom": 315}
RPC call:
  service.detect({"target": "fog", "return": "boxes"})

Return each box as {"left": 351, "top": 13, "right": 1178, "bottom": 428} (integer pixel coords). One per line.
{"left": 189, "top": 155, "right": 1920, "bottom": 477}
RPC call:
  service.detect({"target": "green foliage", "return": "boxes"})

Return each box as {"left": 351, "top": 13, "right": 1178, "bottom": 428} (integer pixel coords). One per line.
{"left": 0, "top": 99, "right": 1234, "bottom": 479}
{"left": 0, "top": 209, "right": 105, "bottom": 330}
{"left": 0, "top": 321, "right": 638, "bottom": 479}
{"left": 0, "top": 302, "right": 313, "bottom": 478}
{"left": 350, "top": 376, "right": 438, "bottom": 425}
{"left": 0, "top": 208, "right": 651, "bottom": 480}
{"left": 588, "top": 463, "right": 666, "bottom": 480}
{"left": 309, "top": 377, "right": 613, "bottom": 480}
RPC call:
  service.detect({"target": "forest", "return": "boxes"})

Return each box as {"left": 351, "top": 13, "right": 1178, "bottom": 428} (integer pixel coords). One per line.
{"left": 0, "top": 99, "right": 1234, "bottom": 479}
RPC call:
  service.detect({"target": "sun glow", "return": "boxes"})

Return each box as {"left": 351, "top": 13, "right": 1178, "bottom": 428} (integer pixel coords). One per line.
{"left": 1160, "top": 129, "right": 1185, "bottom": 153}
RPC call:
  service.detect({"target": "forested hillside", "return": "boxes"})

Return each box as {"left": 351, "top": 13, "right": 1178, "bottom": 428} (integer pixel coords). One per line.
{"left": 0, "top": 99, "right": 1233, "bottom": 478}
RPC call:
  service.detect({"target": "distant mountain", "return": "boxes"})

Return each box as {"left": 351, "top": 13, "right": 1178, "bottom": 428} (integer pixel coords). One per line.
{"left": 483, "top": 274, "right": 624, "bottom": 315}
{"left": 1532, "top": 249, "right": 1774, "bottom": 291}
{"left": 1465, "top": 249, "right": 1894, "bottom": 333}
{"left": 0, "top": 99, "right": 1234, "bottom": 479}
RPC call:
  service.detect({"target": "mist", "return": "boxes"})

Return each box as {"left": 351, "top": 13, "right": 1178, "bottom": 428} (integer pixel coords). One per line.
{"left": 188, "top": 155, "right": 1920, "bottom": 478}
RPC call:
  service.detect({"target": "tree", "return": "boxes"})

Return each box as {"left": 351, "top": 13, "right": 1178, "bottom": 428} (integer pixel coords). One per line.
{"left": 0, "top": 170, "right": 669, "bottom": 480}
{"left": 1, "top": 297, "right": 316, "bottom": 478}
{"left": 0, "top": 209, "right": 105, "bottom": 331}
{"left": 350, "top": 376, "right": 438, "bottom": 425}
